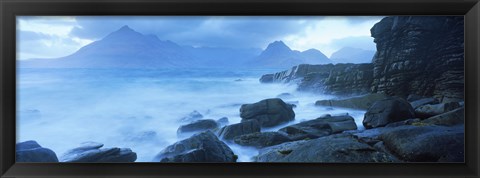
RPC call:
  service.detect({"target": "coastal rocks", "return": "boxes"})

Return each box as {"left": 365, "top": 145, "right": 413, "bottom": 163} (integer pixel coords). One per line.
{"left": 177, "top": 119, "right": 219, "bottom": 137}
{"left": 414, "top": 102, "right": 461, "bottom": 118}
{"left": 409, "top": 97, "right": 439, "bottom": 109}
{"left": 255, "top": 134, "right": 397, "bottom": 162}
{"left": 279, "top": 115, "right": 357, "bottom": 141}
{"left": 216, "top": 117, "right": 229, "bottom": 126}
{"left": 363, "top": 97, "right": 415, "bottom": 129}
{"left": 60, "top": 142, "right": 137, "bottom": 162}
{"left": 370, "top": 16, "right": 464, "bottom": 102}
{"left": 179, "top": 110, "right": 203, "bottom": 123}
{"left": 240, "top": 98, "right": 295, "bottom": 127}
{"left": 417, "top": 107, "right": 464, "bottom": 126}
{"left": 16, "top": 141, "right": 59, "bottom": 162}
{"left": 380, "top": 125, "right": 464, "bottom": 162}
{"left": 217, "top": 120, "right": 261, "bottom": 140}
{"left": 233, "top": 132, "right": 291, "bottom": 148}
{"left": 259, "top": 74, "right": 274, "bottom": 83}
{"left": 154, "top": 131, "right": 236, "bottom": 162}
{"left": 315, "top": 93, "right": 387, "bottom": 110}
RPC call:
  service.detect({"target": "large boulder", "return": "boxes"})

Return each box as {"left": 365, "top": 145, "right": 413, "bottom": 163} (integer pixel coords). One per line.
{"left": 418, "top": 107, "right": 464, "bottom": 126}
{"left": 60, "top": 142, "right": 137, "bottom": 162}
{"left": 363, "top": 97, "right": 415, "bottom": 129}
{"left": 380, "top": 125, "right": 464, "bottom": 162}
{"left": 259, "top": 74, "right": 274, "bottom": 83}
{"left": 278, "top": 115, "right": 357, "bottom": 141}
{"left": 154, "top": 131, "right": 236, "bottom": 162}
{"left": 216, "top": 117, "right": 229, "bottom": 126}
{"left": 217, "top": 120, "right": 261, "bottom": 140}
{"left": 16, "top": 141, "right": 59, "bottom": 162}
{"left": 255, "top": 133, "right": 397, "bottom": 162}
{"left": 315, "top": 93, "right": 387, "bottom": 110}
{"left": 233, "top": 132, "right": 291, "bottom": 148}
{"left": 240, "top": 98, "right": 295, "bottom": 127}
{"left": 177, "top": 119, "right": 218, "bottom": 137}
{"left": 414, "top": 102, "right": 461, "bottom": 118}
{"left": 178, "top": 110, "right": 203, "bottom": 123}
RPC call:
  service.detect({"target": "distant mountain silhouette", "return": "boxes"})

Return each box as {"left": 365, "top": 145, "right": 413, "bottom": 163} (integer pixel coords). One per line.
{"left": 249, "top": 41, "right": 332, "bottom": 69}
{"left": 330, "top": 47, "right": 376, "bottom": 64}
{"left": 21, "top": 25, "right": 197, "bottom": 68}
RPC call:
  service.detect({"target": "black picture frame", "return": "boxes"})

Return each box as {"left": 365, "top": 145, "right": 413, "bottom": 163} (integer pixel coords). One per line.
{"left": 1, "top": 0, "right": 479, "bottom": 177}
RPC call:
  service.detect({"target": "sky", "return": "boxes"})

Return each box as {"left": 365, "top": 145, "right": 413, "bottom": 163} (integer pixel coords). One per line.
{"left": 16, "top": 16, "right": 384, "bottom": 60}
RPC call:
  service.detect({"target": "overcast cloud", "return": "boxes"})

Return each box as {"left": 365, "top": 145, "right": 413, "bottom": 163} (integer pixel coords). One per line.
{"left": 17, "top": 16, "right": 384, "bottom": 60}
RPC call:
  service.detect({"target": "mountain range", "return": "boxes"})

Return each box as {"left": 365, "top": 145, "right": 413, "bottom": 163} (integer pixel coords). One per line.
{"left": 329, "top": 47, "right": 376, "bottom": 64}
{"left": 20, "top": 25, "right": 358, "bottom": 69}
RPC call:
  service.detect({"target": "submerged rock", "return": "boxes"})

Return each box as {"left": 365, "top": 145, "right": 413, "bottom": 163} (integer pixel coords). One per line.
{"left": 60, "top": 142, "right": 137, "bottom": 162}
{"left": 380, "top": 125, "right": 464, "bottom": 162}
{"left": 216, "top": 117, "right": 229, "bottom": 126}
{"left": 363, "top": 97, "right": 415, "bottom": 129}
{"left": 16, "top": 141, "right": 58, "bottom": 162}
{"left": 154, "top": 131, "right": 236, "bottom": 162}
{"left": 315, "top": 93, "right": 387, "bottom": 110}
{"left": 279, "top": 115, "right": 357, "bottom": 141}
{"left": 179, "top": 110, "right": 203, "bottom": 123}
{"left": 233, "top": 132, "right": 291, "bottom": 148}
{"left": 276, "top": 93, "right": 294, "bottom": 99}
{"left": 240, "top": 98, "right": 295, "bottom": 127}
{"left": 259, "top": 74, "right": 274, "bottom": 83}
{"left": 255, "top": 133, "right": 397, "bottom": 162}
{"left": 177, "top": 119, "right": 218, "bottom": 137}
{"left": 217, "top": 120, "right": 261, "bottom": 140}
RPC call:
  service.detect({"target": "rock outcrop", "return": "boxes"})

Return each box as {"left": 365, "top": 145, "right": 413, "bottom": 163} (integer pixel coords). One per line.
{"left": 240, "top": 98, "right": 295, "bottom": 127}
{"left": 233, "top": 132, "right": 291, "bottom": 148}
{"left": 315, "top": 93, "right": 387, "bottom": 110}
{"left": 260, "top": 16, "right": 464, "bottom": 102}
{"left": 16, "top": 141, "right": 59, "bottom": 162}
{"left": 60, "top": 142, "right": 137, "bottom": 162}
{"left": 154, "top": 131, "right": 236, "bottom": 162}
{"left": 217, "top": 120, "right": 261, "bottom": 140}
{"left": 370, "top": 16, "right": 464, "bottom": 102}
{"left": 278, "top": 115, "right": 357, "bottom": 141}
{"left": 177, "top": 119, "right": 219, "bottom": 137}
{"left": 255, "top": 133, "right": 397, "bottom": 162}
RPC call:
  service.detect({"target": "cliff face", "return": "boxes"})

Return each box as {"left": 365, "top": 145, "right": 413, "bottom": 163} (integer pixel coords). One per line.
{"left": 261, "top": 16, "right": 464, "bottom": 102}
{"left": 370, "top": 16, "right": 464, "bottom": 102}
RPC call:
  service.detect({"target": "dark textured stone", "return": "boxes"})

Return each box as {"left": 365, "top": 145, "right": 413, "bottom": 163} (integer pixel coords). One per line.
{"left": 259, "top": 74, "right": 274, "bottom": 83}
{"left": 370, "top": 16, "right": 464, "bottom": 102}
{"left": 217, "top": 120, "right": 261, "bottom": 140}
{"left": 255, "top": 133, "right": 397, "bottom": 162}
{"left": 363, "top": 97, "right": 415, "bottom": 129}
{"left": 216, "top": 117, "right": 229, "bottom": 126}
{"left": 409, "top": 98, "right": 439, "bottom": 109}
{"left": 60, "top": 142, "right": 136, "bottom": 162}
{"left": 414, "top": 102, "right": 461, "bottom": 118}
{"left": 154, "top": 131, "right": 236, "bottom": 162}
{"left": 240, "top": 98, "right": 295, "bottom": 127}
{"left": 177, "top": 119, "right": 218, "bottom": 137}
{"left": 279, "top": 115, "right": 357, "bottom": 141}
{"left": 233, "top": 132, "right": 291, "bottom": 148}
{"left": 16, "top": 141, "right": 59, "bottom": 162}
{"left": 380, "top": 125, "right": 464, "bottom": 162}
{"left": 315, "top": 93, "right": 387, "bottom": 110}
{"left": 417, "top": 107, "right": 464, "bottom": 126}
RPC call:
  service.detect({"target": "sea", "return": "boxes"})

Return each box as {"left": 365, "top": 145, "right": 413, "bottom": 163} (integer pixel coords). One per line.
{"left": 17, "top": 68, "right": 366, "bottom": 162}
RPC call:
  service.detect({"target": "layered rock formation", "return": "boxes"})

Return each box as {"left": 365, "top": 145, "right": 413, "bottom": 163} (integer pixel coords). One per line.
{"left": 260, "top": 16, "right": 464, "bottom": 102}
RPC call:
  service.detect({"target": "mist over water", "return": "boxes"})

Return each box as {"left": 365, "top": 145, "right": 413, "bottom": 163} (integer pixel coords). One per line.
{"left": 17, "top": 68, "right": 366, "bottom": 162}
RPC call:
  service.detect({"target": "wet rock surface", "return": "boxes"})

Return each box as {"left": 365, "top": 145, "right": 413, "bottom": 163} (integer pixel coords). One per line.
{"left": 240, "top": 98, "right": 295, "bottom": 127}
{"left": 16, "top": 141, "right": 59, "bottom": 162}
{"left": 60, "top": 142, "right": 137, "bottom": 162}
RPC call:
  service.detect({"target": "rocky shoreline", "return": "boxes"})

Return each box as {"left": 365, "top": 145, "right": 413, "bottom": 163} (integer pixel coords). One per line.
{"left": 16, "top": 16, "right": 464, "bottom": 163}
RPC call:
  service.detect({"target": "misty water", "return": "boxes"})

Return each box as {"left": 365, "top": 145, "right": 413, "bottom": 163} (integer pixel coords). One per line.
{"left": 17, "top": 68, "right": 366, "bottom": 162}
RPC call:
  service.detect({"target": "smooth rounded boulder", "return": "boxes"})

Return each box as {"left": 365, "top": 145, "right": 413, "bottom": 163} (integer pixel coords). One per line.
{"left": 240, "top": 98, "right": 295, "bottom": 127}
{"left": 16, "top": 140, "right": 59, "bottom": 162}
{"left": 154, "top": 131, "right": 236, "bottom": 162}
{"left": 363, "top": 97, "right": 415, "bottom": 129}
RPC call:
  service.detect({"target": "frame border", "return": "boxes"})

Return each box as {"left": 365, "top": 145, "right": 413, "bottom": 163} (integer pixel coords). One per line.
{"left": 1, "top": 0, "right": 479, "bottom": 177}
